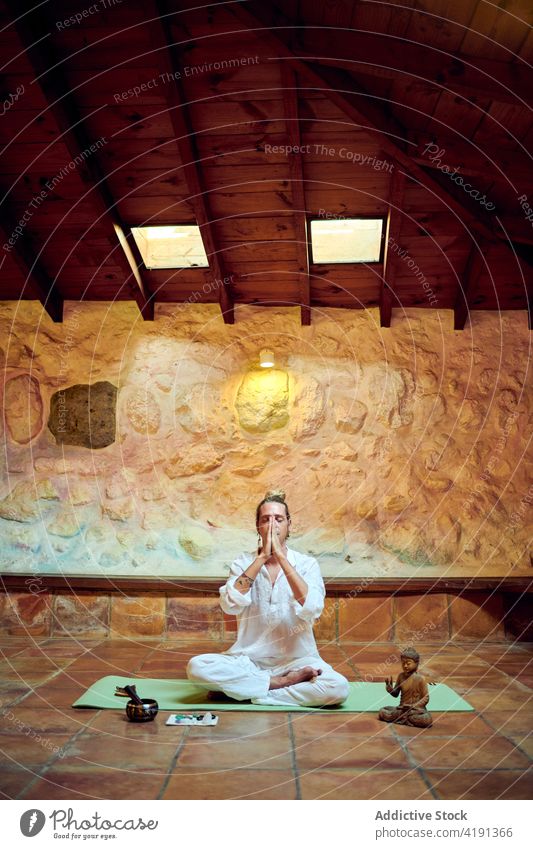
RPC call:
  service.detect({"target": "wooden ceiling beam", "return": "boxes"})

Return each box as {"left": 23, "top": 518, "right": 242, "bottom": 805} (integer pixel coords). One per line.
{"left": 154, "top": 2, "right": 234, "bottom": 324}
{"left": 514, "top": 245, "right": 533, "bottom": 330}
{"left": 408, "top": 132, "right": 533, "bottom": 189}
{"left": 380, "top": 165, "right": 406, "bottom": 328}
{"left": 281, "top": 65, "right": 311, "bottom": 326}
{"left": 7, "top": 4, "right": 154, "bottom": 321}
{"left": 0, "top": 219, "right": 63, "bottom": 323}
{"left": 454, "top": 246, "right": 486, "bottom": 330}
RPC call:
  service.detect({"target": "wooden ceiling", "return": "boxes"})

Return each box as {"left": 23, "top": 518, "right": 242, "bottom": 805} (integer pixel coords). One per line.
{"left": 0, "top": 0, "right": 531, "bottom": 327}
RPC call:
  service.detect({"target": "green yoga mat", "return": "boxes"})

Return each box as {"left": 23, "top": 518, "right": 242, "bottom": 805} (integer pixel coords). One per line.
{"left": 72, "top": 676, "right": 473, "bottom": 712}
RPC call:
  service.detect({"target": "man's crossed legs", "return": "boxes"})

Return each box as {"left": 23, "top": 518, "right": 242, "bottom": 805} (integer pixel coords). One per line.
{"left": 187, "top": 652, "right": 349, "bottom": 707}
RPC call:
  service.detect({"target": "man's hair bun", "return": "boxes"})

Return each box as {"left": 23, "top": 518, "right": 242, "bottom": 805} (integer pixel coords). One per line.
{"left": 265, "top": 488, "right": 286, "bottom": 501}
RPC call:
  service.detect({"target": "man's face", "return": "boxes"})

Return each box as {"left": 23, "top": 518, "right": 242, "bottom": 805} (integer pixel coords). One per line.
{"left": 257, "top": 502, "right": 290, "bottom": 545}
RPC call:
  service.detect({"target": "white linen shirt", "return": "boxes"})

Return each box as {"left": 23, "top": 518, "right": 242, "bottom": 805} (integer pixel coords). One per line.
{"left": 219, "top": 547, "right": 325, "bottom": 665}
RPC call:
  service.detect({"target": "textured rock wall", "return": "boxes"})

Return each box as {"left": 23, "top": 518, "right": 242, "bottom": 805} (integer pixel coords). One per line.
{"left": 0, "top": 301, "right": 531, "bottom": 578}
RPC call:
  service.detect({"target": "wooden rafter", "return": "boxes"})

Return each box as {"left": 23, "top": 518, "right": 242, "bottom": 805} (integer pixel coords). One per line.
{"left": 154, "top": 2, "right": 234, "bottom": 324}
{"left": 9, "top": 4, "right": 154, "bottom": 321}
{"left": 408, "top": 132, "right": 533, "bottom": 190}
{"left": 281, "top": 65, "right": 311, "bottom": 326}
{"left": 380, "top": 165, "right": 406, "bottom": 328}
{"left": 0, "top": 219, "right": 63, "bottom": 323}
{"left": 454, "top": 246, "right": 486, "bottom": 330}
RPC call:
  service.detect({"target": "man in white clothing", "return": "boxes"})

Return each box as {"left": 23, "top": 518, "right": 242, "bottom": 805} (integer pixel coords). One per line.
{"left": 186, "top": 490, "right": 350, "bottom": 707}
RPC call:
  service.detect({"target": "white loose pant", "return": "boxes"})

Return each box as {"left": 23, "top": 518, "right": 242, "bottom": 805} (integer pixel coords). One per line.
{"left": 186, "top": 652, "right": 350, "bottom": 706}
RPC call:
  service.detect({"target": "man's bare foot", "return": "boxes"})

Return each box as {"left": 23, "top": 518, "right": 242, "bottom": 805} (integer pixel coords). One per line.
{"left": 269, "top": 666, "right": 322, "bottom": 690}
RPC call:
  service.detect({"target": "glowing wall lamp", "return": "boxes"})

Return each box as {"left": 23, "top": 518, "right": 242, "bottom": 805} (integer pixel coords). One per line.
{"left": 259, "top": 349, "right": 275, "bottom": 368}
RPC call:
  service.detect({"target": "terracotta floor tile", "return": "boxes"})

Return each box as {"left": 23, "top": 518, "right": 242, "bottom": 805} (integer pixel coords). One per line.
{"left": 0, "top": 706, "right": 87, "bottom": 737}
{"left": 57, "top": 727, "right": 182, "bottom": 771}
{"left": 466, "top": 691, "right": 533, "bottom": 711}
{"left": 159, "top": 641, "right": 234, "bottom": 651}
{"left": 136, "top": 664, "right": 188, "bottom": 675}
{"left": 0, "top": 733, "right": 72, "bottom": 768}
{"left": 291, "top": 713, "right": 394, "bottom": 736}
{"left": 425, "top": 768, "right": 533, "bottom": 800}
{"left": 17, "top": 639, "right": 88, "bottom": 657}
{"left": 0, "top": 640, "right": 31, "bottom": 650}
{"left": 423, "top": 661, "right": 492, "bottom": 678}
{"left": 294, "top": 733, "right": 409, "bottom": 770}
{"left": 343, "top": 666, "right": 389, "bottom": 678}
{"left": 444, "top": 677, "right": 529, "bottom": 696}
{"left": 320, "top": 658, "right": 353, "bottom": 670}
{"left": 406, "top": 735, "right": 530, "bottom": 770}
{"left": 91, "top": 640, "right": 154, "bottom": 651}
{"left": 0, "top": 672, "right": 56, "bottom": 688}
{"left": 187, "top": 712, "right": 289, "bottom": 738}
{"left": 317, "top": 647, "right": 346, "bottom": 658}
{"left": 316, "top": 663, "right": 355, "bottom": 677}
{"left": 16, "top": 645, "right": 88, "bottom": 659}
{"left": 515, "top": 674, "right": 533, "bottom": 688}
{"left": 90, "top": 640, "right": 159, "bottom": 651}
{"left": 495, "top": 655, "right": 533, "bottom": 664}
{"left": 19, "top": 701, "right": 98, "bottom": 725}
{"left": 471, "top": 647, "right": 526, "bottom": 662}
{"left": 0, "top": 766, "right": 41, "bottom": 798}
{"left": 491, "top": 657, "right": 532, "bottom": 669}
{"left": 177, "top": 734, "right": 292, "bottom": 770}
{"left": 341, "top": 645, "right": 398, "bottom": 658}
{"left": 36, "top": 671, "right": 88, "bottom": 686}
{"left": 20, "top": 688, "right": 94, "bottom": 710}
{"left": 474, "top": 644, "right": 532, "bottom": 654}
{"left": 145, "top": 648, "right": 194, "bottom": 660}
{"left": 446, "top": 669, "right": 519, "bottom": 684}
{"left": 2, "top": 656, "right": 64, "bottom": 671}
{"left": 492, "top": 658, "right": 533, "bottom": 676}
{"left": 299, "top": 768, "right": 433, "bottom": 800}
{"left": 19, "top": 766, "right": 165, "bottom": 800}
{"left": 162, "top": 767, "right": 297, "bottom": 799}
{"left": 88, "top": 648, "right": 152, "bottom": 659}
{"left": 0, "top": 663, "right": 58, "bottom": 686}
{"left": 480, "top": 709, "right": 533, "bottom": 735}
{"left": 0, "top": 641, "right": 38, "bottom": 654}
{"left": 0, "top": 684, "right": 31, "bottom": 707}
{"left": 507, "top": 734, "right": 533, "bottom": 758}
{"left": 0, "top": 646, "right": 29, "bottom": 659}
{"left": 42, "top": 671, "right": 116, "bottom": 688}
{"left": 66, "top": 658, "right": 143, "bottom": 674}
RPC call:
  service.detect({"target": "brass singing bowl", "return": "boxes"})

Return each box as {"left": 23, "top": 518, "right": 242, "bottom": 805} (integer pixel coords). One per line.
{"left": 125, "top": 698, "right": 159, "bottom": 722}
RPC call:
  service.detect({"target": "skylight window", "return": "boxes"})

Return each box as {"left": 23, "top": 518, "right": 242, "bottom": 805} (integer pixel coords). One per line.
{"left": 131, "top": 225, "right": 209, "bottom": 269}
{"left": 310, "top": 218, "right": 384, "bottom": 264}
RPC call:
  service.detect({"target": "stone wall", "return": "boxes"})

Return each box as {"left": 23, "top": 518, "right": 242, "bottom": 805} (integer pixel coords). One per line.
{"left": 0, "top": 302, "right": 531, "bottom": 579}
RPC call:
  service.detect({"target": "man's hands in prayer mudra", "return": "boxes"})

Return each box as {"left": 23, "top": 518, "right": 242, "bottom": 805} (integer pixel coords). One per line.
{"left": 233, "top": 511, "right": 322, "bottom": 691}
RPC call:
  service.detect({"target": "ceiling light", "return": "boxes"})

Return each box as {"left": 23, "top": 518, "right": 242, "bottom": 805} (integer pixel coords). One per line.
{"left": 259, "top": 349, "right": 275, "bottom": 368}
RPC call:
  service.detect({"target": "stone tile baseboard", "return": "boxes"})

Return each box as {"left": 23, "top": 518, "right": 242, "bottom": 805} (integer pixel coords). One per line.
{"left": 0, "top": 586, "right": 531, "bottom": 642}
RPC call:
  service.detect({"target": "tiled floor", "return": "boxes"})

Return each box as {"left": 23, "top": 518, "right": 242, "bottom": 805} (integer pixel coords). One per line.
{"left": 1, "top": 637, "right": 531, "bottom": 800}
